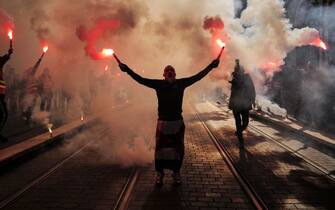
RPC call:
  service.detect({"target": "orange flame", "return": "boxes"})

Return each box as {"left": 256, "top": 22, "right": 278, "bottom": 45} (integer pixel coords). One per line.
{"left": 310, "top": 37, "right": 327, "bottom": 50}
{"left": 8, "top": 30, "right": 13, "bottom": 40}
{"left": 102, "top": 48, "right": 114, "bottom": 57}
{"left": 43, "top": 46, "right": 49, "bottom": 53}
{"left": 216, "top": 39, "right": 225, "bottom": 48}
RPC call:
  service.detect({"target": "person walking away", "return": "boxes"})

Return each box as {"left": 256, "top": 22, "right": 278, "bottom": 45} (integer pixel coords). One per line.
{"left": 0, "top": 47, "right": 13, "bottom": 142}
{"left": 228, "top": 59, "right": 255, "bottom": 147}
{"left": 118, "top": 58, "right": 220, "bottom": 186}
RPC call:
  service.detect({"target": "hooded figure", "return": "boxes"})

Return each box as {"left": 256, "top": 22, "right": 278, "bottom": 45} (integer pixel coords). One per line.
{"left": 228, "top": 59, "right": 255, "bottom": 146}
{"left": 119, "top": 58, "right": 220, "bottom": 186}
{"left": 0, "top": 47, "right": 13, "bottom": 142}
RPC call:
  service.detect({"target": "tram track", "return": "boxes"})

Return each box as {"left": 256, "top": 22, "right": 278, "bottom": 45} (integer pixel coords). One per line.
{"left": 211, "top": 101, "right": 335, "bottom": 181}
{"left": 194, "top": 107, "right": 268, "bottom": 210}
{"left": 0, "top": 104, "right": 141, "bottom": 210}
{"left": 0, "top": 124, "right": 141, "bottom": 210}
{"left": 0, "top": 126, "right": 109, "bottom": 209}
{"left": 194, "top": 101, "right": 335, "bottom": 209}
{"left": 248, "top": 123, "right": 335, "bottom": 181}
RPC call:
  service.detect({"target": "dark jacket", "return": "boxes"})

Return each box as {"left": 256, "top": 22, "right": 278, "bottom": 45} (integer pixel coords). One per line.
{"left": 124, "top": 64, "right": 215, "bottom": 121}
{"left": 228, "top": 71, "right": 255, "bottom": 111}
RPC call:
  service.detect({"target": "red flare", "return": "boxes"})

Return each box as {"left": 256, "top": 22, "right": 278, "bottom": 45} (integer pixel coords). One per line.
{"left": 101, "top": 48, "right": 114, "bottom": 57}
{"left": 262, "top": 61, "right": 281, "bottom": 71}
{"left": 268, "top": 62, "right": 277, "bottom": 67}
{"left": 310, "top": 37, "right": 327, "bottom": 50}
{"left": 216, "top": 39, "right": 225, "bottom": 48}
{"left": 43, "top": 46, "right": 49, "bottom": 53}
{"left": 8, "top": 30, "right": 13, "bottom": 40}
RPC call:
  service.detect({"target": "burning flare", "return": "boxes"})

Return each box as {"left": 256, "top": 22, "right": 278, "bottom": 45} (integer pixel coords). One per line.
{"left": 310, "top": 37, "right": 327, "bottom": 50}
{"left": 216, "top": 39, "right": 225, "bottom": 59}
{"left": 101, "top": 48, "right": 114, "bottom": 57}
{"left": 47, "top": 123, "right": 53, "bottom": 137}
{"left": 216, "top": 39, "right": 226, "bottom": 48}
{"left": 43, "top": 45, "right": 49, "bottom": 53}
{"left": 80, "top": 111, "right": 84, "bottom": 121}
{"left": 7, "top": 30, "right": 13, "bottom": 40}
{"left": 105, "top": 65, "right": 109, "bottom": 71}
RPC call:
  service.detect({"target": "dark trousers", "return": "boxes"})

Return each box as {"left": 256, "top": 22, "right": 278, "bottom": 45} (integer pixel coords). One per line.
{"left": 155, "top": 159, "right": 183, "bottom": 174}
{"left": 233, "top": 109, "right": 249, "bottom": 133}
{"left": 0, "top": 95, "right": 8, "bottom": 133}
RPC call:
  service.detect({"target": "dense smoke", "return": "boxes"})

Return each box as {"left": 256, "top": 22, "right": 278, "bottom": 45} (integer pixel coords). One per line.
{"left": 0, "top": 8, "right": 14, "bottom": 32}
{"left": 0, "top": 0, "right": 333, "bottom": 165}
{"left": 200, "top": 0, "right": 331, "bottom": 120}
{"left": 76, "top": 19, "right": 120, "bottom": 60}
{"left": 267, "top": 0, "right": 335, "bottom": 130}
{"left": 203, "top": 0, "right": 325, "bottom": 83}
{"left": 203, "top": 16, "right": 224, "bottom": 33}
{"left": 30, "top": 9, "right": 50, "bottom": 44}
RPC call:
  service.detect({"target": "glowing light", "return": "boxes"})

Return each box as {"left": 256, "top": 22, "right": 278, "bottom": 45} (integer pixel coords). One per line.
{"left": 43, "top": 46, "right": 49, "bottom": 53}
{"left": 47, "top": 123, "right": 53, "bottom": 137}
{"left": 268, "top": 62, "right": 277, "bottom": 67}
{"left": 8, "top": 30, "right": 13, "bottom": 40}
{"left": 102, "top": 48, "right": 114, "bottom": 57}
{"left": 262, "top": 61, "right": 281, "bottom": 71}
{"left": 80, "top": 111, "right": 84, "bottom": 121}
{"left": 310, "top": 37, "right": 327, "bottom": 50}
{"left": 216, "top": 39, "right": 225, "bottom": 48}
{"left": 105, "top": 65, "right": 109, "bottom": 71}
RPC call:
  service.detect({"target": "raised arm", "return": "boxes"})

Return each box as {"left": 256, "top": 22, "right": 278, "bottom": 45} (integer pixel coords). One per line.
{"left": 179, "top": 59, "right": 220, "bottom": 88}
{"left": 118, "top": 63, "right": 159, "bottom": 89}
{"left": 0, "top": 48, "right": 13, "bottom": 68}
{"left": 31, "top": 57, "right": 43, "bottom": 75}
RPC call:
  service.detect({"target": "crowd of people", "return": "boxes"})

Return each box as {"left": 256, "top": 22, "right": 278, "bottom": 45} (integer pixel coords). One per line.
{"left": 0, "top": 46, "right": 121, "bottom": 143}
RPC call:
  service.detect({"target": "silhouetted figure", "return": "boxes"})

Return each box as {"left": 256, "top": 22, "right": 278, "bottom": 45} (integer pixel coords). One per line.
{"left": 228, "top": 59, "right": 255, "bottom": 146}
{"left": 21, "top": 56, "right": 43, "bottom": 123}
{"left": 38, "top": 68, "right": 53, "bottom": 112}
{"left": 0, "top": 47, "right": 13, "bottom": 142}
{"left": 119, "top": 59, "right": 220, "bottom": 186}
{"left": 4, "top": 67, "right": 20, "bottom": 113}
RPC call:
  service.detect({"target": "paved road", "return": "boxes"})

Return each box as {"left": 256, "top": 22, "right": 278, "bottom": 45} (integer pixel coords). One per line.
{"left": 195, "top": 102, "right": 335, "bottom": 210}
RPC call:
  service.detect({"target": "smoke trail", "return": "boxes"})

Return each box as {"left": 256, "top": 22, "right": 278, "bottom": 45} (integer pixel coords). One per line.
{"left": 30, "top": 9, "right": 50, "bottom": 44}
{"left": 76, "top": 19, "right": 120, "bottom": 60}
{"left": 204, "top": 0, "right": 326, "bottom": 81}
{"left": 0, "top": 8, "right": 14, "bottom": 32}
{"left": 203, "top": 16, "right": 224, "bottom": 33}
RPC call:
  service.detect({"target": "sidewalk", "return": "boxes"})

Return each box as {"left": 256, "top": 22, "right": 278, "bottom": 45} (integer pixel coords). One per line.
{"left": 0, "top": 112, "right": 98, "bottom": 167}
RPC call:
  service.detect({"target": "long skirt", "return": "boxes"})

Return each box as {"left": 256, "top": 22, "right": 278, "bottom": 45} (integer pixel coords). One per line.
{"left": 154, "top": 120, "right": 185, "bottom": 173}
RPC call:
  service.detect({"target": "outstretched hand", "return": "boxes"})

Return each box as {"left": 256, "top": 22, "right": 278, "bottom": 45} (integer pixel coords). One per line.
{"left": 209, "top": 59, "right": 220, "bottom": 69}
{"left": 119, "top": 63, "right": 129, "bottom": 72}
